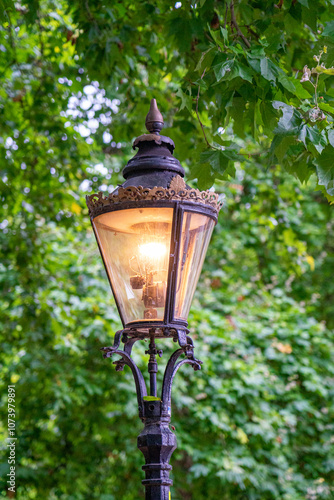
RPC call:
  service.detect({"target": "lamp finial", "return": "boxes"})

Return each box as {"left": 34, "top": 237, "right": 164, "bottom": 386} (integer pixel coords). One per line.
{"left": 145, "top": 98, "right": 164, "bottom": 134}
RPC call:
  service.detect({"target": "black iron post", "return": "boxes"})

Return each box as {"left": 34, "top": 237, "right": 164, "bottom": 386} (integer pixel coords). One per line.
{"left": 137, "top": 400, "right": 176, "bottom": 500}
{"left": 101, "top": 328, "right": 202, "bottom": 499}
{"left": 146, "top": 334, "right": 162, "bottom": 398}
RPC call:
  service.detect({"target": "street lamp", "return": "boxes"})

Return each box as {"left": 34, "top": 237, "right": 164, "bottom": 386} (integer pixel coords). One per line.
{"left": 86, "top": 99, "right": 222, "bottom": 499}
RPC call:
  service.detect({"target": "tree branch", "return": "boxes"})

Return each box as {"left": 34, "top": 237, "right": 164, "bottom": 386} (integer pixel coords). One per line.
{"left": 195, "top": 69, "right": 213, "bottom": 148}
{"left": 240, "top": 24, "right": 260, "bottom": 40}
{"left": 230, "top": 1, "right": 251, "bottom": 49}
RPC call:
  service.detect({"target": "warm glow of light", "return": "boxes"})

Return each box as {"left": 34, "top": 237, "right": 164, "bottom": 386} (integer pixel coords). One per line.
{"left": 139, "top": 242, "right": 167, "bottom": 260}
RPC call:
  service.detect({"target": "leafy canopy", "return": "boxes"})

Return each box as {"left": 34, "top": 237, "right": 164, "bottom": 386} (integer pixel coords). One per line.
{"left": 2, "top": 0, "right": 334, "bottom": 198}
{"left": 0, "top": 1, "right": 334, "bottom": 500}
{"left": 2, "top": 0, "right": 334, "bottom": 200}
{"left": 59, "top": 0, "right": 334, "bottom": 199}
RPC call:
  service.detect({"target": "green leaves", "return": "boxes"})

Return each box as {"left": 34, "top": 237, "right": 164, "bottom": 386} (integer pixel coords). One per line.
{"left": 270, "top": 101, "right": 332, "bottom": 185}
{"left": 69, "top": 0, "right": 334, "bottom": 200}
{"left": 277, "top": 73, "right": 296, "bottom": 94}
{"left": 195, "top": 46, "right": 216, "bottom": 73}
{"left": 176, "top": 87, "right": 192, "bottom": 112}
{"left": 316, "top": 145, "right": 334, "bottom": 196}
{"left": 187, "top": 4, "right": 334, "bottom": 198}
{"left": 322, "top": 21, "right": 334, "bottom": 38}
{"left": 328, "top": 129, "right": 334, "bottom": 147}
{"left": 214, "top": 59, "right": 253, "bottom": 83}
{"left": 200, "top": 148, "right": 238, "bottom": 173}
{"left": 273, "top": 101, "right": 303, "bottom": 136}
{"left": 260, "top": 58, "right": 277, "bottom": 82}
{"left": 213, "top": 60, "right": 234, "bottom": 81}
{"left": 190, "top": 146, "right": 245, "bottom": 189}
{"left": 0, "top": 0, "right": 14, "bottom": 22}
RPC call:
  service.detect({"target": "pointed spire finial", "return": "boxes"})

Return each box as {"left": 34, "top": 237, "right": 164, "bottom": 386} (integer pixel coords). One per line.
{"left": 145, "top": 98, "right": 164, "bottom": 134}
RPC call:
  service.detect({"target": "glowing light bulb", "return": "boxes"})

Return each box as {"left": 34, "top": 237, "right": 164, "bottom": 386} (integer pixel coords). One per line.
{"left": 139, "top": 242, "right": 167, "bottom": 260}
{"left": 130, "top": 241, "right": 169, "bottom": 319}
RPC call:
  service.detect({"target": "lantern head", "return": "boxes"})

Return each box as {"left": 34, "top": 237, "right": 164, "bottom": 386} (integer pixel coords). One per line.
{"left": 86, "top": 99, "right": 222, "bottom": 336}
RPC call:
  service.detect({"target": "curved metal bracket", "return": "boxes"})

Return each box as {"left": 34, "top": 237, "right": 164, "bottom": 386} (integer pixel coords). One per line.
{"left": 101, "top": 338, "right": 147, "bottom": 416}
{"left": 110, "top": 337, "right": 141, "bottom": 371}
{"left": 161, "top": 346, "right": 202, "bottom": 416}
{"left": 124, "top": 337, "right": 140, "bottom": 356}
{"left": 102, "top": 329, "right": 123, "bottom": 351}
{"left": 101, "top": 329, "right": 202, "bottom": 421}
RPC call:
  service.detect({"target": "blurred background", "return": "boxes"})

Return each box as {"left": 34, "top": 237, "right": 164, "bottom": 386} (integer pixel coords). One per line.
{"left": 0, "top": 1, "right": 334, "bottom": 499}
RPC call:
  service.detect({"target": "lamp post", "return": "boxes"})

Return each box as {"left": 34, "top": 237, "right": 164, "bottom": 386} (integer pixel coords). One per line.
{"left": 86, "top": 99, "right": 222, "bottom": 499}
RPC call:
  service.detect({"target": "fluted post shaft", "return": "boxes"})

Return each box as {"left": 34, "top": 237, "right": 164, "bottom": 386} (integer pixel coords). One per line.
{"left": 137, "top": 400, "right": 176, "bottom": 500}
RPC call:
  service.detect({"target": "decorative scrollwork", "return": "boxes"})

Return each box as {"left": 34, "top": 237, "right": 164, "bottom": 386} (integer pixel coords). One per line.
{"left": 101, "top": 344, "right": 147, "bottom": 414}
{"left": 161, "top": 343, "right": 202, "bottom": 416}
{"left": 86, "top": 175, "right": 223, "bottom": 218}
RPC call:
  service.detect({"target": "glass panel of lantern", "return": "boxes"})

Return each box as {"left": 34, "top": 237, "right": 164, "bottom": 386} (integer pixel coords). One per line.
{"left": 93, "top": 207, "right": 173, "bottom": 325}
{"left": 174, "top": 212, "right": 215, "bottom": 320}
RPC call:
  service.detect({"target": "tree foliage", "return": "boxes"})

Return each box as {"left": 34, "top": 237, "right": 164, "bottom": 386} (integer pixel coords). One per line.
{"left": 2, "top": 0, "right": 334, "bottom": 197}
{"left": 0, "top": 1, "right": 334, "bottom": 499}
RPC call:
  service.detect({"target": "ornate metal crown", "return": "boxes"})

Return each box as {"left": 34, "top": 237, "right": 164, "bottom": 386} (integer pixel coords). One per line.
{"left": 86, "top": 175, "right": 223, "bottom": 219}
